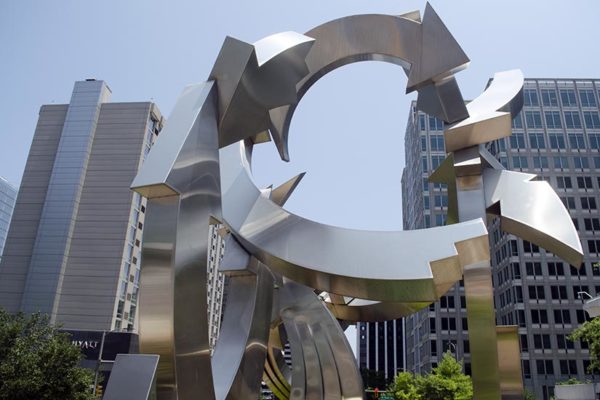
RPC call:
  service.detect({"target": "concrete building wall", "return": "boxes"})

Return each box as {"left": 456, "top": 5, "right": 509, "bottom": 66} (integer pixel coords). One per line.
{"left": 0, "top": 176, "right": 18, "bottom": 260}
{"left": 0, "top": 104, "right": 67, "bottom": 312}
{"left": 56, "top": 102, "right": 154, "bottom": 330}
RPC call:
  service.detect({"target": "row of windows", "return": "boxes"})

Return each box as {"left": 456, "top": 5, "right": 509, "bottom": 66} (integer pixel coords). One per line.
{"left": 508, "top": 155, "right": 599, "bottom": 170}
{"left": 508, "top": 131, "right": 600, "bottom": 150}
{"left": 523, "top": 88, "right": 599, "bottom": 108}
{"left": 497, "top": 262, "right": 598, "bottom": 287}
{"left": 513, "top": 110, "right": 600, "bottom": 130}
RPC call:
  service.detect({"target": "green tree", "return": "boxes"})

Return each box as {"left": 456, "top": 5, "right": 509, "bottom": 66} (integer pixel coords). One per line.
{"left": 569, "top": 317, "right": 600, "bottom": 373}
{"left": 388, "top": 371, "right": 419, "bottom": 400}
{"left": 0, "top": 308, "right": 95, "bottom": 400}
{"left": 388, "top": 352, "right": 473, "bottom": 400}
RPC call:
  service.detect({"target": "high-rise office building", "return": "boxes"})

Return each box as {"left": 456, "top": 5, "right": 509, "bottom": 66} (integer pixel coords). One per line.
{"left": 0, "top": 176, "right": 17, "bottom": 261}
{"left": 400, "top": 78, "right": 600, "bottom": 399}
{"left": 356, "top": 319, "right": 405, "bottom": 383}
{"left": 0, "top": 79, "right": 163, "bottom": 332}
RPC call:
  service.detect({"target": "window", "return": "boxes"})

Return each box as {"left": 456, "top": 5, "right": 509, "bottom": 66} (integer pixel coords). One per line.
{"left": 512, "top": 113, "right": 523, "bottom": 129}
{"left": 524, "top": 89, "right": 539, "bottom": 106}
{"left": 577, "top": 177, "right": 593, "bottom": 190}
{"left": 421, "top": 136, "right": 427, "bottom": 151}
{"left": 584, "top": 111, "right": 600, "bottom": 129}
{"left": 418, "top": 114, "right": 426, "bottom": 130}
{"left": 526, "top": 262, "right": 542, "bottom": 276}
{"left": 564, "top": 111, "right": 582, "bottom": 129}
{"left": 579, "top": 89, "right": 597, "bottom": 107}
{"left": 553, "top": 156, "right": 569, "bottom": 169}
{"left": 549, "top": 133, "right": 566, "bottom": 149}
{"left": 462, "top": 318, "right": 468, "bottom": 331}
{"left": 536, "top": 359, "right": 555, "bottom": 375}
{"left": 512, "top": 263, "right": 521, "bottom": 279}
{"left": 577, "top": 309, "right": 591, "bottom": 324}
{"left": 430, "top": 318, "right": 436, "bottom": 333}
{"left": 556, "top": 176, "right": 572, "bottom": 189}
{"left": 554, "top": 309, "right": 572, "bottom": 324}
{"left": 430, "top": 135, "right": 445, "bottom": 152}
{"left": 560, "top": 89, "right": 577, "bottom": 106}
{"left": 557, "top": 334, "right": 575, "bottom": 350}
{"left": 573, "top": 156, "right": 590, "bottom": 169}
{"left": 583, "top": 218, "right": 600, "bottom": 231}
{"left": 541, "top": 89, "right": 558, "bottom": 106}
{"left": 435, "top": 214, "right": 445, "bottom": 226}
{"left": 588, "top": 240, "right": 600, "bottom": 254}
{"left": 531, "top": 309, "right": 548, "bottom": 324}
{"left": 533, "top": 156, "right": 548, "bottom": 169}
{"left": 512, "top": 156, "right": 528, "bottom": 169}
{"left": 533, "top": 334, "right": 551, "bottom": 350}
{"left": 561, "top": 196, "right": 576, "bottom": 210}
{"left": 429, "top": 116, "right": 443, "bottom": 131}
{"left": 529, "top": 133, "right": 545, "bottom": 149}
{"left": 589, "top": 134, "right": 600, "bottom": 150}
{"left": 510, "top": 133, "right": 526, "bottom": 149}
{"left": 548, "top": 262, "right": 565, "bottom": 276}
{"left": 528, "top": 285, "right": 545, "bottom": 300}
{"left": 560, "top": 360, "right": 578, "bottom": 376}
{"left": 581, "top": 197, "right": 597, "bottom": 210}
{"left": 569, "top": 134, "right": 586, "bottom": 149}
{"left": 517, "top": 310, "right": 526, "bottom": 327}
{"left": 550, "top": 285, "right": 568, "bottom": 301}
{"left": 421, "top": 156, "right": 428, "bottom": 172}
{"left": 525, "top": 111, "right": 542, "bottom": 128}
{"left": 519, "top": 335, "right": 529, "bottom": 352}
{"left": 431, "top": 155, "right": 445, "bottom": 170}
{"left": 430, "top": 340, "right": 437, "bottom": 356}
{"left": 523, "top": 360, "right": 531, "bottom": 379}
{"left": 545, "top": 111, "right": 562, "bottom": 129}
{"left": 515, "top": 286, "right": 523, "bottom": 303}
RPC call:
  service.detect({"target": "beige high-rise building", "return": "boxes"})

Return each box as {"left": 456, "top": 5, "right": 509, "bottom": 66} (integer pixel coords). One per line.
{"left": 0, "top": 79, "right": 164, "bottom": 332}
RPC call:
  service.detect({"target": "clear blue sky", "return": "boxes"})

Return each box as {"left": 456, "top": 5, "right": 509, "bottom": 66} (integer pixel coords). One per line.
{"left": 1, "top": 0, "right": 599, "bottom": 351}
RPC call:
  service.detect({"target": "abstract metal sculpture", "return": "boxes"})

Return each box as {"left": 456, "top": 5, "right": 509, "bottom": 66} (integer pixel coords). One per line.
{"left": 131, "top": 4, "right": 583, "bottom": 400}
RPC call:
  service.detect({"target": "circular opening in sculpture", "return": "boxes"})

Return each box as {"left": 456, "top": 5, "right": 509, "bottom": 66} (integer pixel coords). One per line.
{"left": 252, "top": 61, "right": 413, "bottom": 230}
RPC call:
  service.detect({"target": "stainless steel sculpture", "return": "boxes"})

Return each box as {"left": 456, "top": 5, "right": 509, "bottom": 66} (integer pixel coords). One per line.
{"left": 131, "top": 4, "right": 584, "bottom": 399}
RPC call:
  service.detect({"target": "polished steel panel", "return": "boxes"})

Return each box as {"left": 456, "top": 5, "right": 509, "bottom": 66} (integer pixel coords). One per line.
{"left": 268, "top": 4, "right": 469, "bottom": 161}
{"left": 280, "top": 281, "right": 362, "bottom": 400}
{"left": 130, "top": 7, "right": 586, "bottom": 400}
{"left": 139, "top": 197, "right": 179, "bottom": 400}
{"left": 220, "top": 140, "right": 489, "bottom": 302}
{"left": 496, "top": 326, "right": 524, "bottom": 400}
{"left": 209, "top": 33, "right": 314, "bottom": 150}
{"left": 103, "top": 354, "right": 160, "bottom": 400}
{"left": 483, "top": 168, "right": 584, "bottom": 267}
{"left": 212, "top": 263, "right": 273, "bottom": 400}
{"left": 444, "top": 70, "right": 524, "bottom": 152}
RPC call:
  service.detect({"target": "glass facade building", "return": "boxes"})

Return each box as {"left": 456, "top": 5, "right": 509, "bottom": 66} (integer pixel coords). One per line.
{"left": 0, "top": 176, "right": 17, "bottom": 262}
{"left": 399, "top": 78, "right": 600, "bottom": 399}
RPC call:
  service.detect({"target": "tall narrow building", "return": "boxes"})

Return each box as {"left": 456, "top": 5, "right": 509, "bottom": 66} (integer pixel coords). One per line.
{"left": 0, "top": 79, "right": 163, "bottom": 332}
{"left": 401, "top": 78, "right": 600, "bottom": 400}
{"left": 0, "top": 176, "right": 17, "bottom": 261}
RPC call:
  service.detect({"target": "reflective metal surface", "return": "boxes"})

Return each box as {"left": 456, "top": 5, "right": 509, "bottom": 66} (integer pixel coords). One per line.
{"left": 269, "top": 4, "right": 470, "bottom": 161}
{"left": 129, "top": 5, "right": 584, "bottom": 400}
{"left": 483, "top": 169, "right": 583, "bottom": 267}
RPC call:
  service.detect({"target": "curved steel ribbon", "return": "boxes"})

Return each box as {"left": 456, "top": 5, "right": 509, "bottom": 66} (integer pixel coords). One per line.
{"left": 130, "top": 4, "right": 585, "bottom": 400}
{"left": 268, "top": 5, "right": 470, "bottom": 161}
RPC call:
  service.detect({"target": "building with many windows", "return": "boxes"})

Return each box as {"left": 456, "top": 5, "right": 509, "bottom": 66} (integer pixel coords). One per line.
{"left": 0, "top": 79, "right": 163, "bottom": 332}
{"left": 0, "top": 176, "right": 17, "bottom": 262}
{"left": 356, "top": 319, "right": 404, "bottom": 383}
{"left": 400, "top": 78, "right": 600, "bottom": 399}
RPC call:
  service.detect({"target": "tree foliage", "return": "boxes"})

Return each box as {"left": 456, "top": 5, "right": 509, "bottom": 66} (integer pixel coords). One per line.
{"left": 0, "top": 308, "right": 95, "bottom": 400}
{"left": 388, "top": 352, "right": 473, "bottom": 400}
{"left": 569, "top": 316, "right": 600, "bottom": 373}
